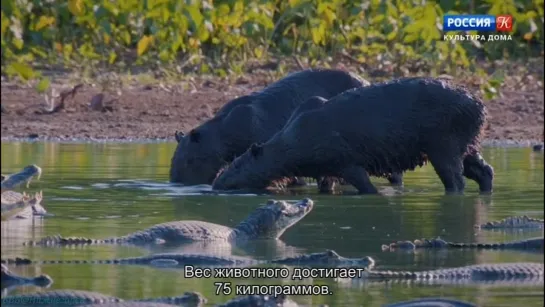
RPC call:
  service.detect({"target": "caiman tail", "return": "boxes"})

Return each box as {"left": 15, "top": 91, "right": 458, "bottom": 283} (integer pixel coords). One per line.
{"left": 446, "top": 238, "right": 543, "bottom": 250}
{"left": 22, "top": 235, "right": 126, "bottom": 246}
{"left": 2, "top": 256, "right": 151, "bottom": 265}
{"left": 21, "top": 232, "right": 161, "bottom": 246}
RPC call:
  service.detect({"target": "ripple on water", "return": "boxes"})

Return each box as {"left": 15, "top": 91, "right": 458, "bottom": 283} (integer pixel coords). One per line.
{"left": 91, "top": 183, "right": 111, "bottom": 189}
{"left": 61, "top": 186, "right": 85, "bottom": 190}
{"left": 112, "top": 179, "right": 215, "bottom": 196}
{"left": 51, "top": 197, "right": 98, "bottom": 202}
{"left": 0, "top": 142, "right": 543, "bottom": 306}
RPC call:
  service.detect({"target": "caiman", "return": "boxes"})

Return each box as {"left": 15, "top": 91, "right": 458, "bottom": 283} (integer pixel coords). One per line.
{"left": 22, "top": 199, "right": 314, "bottom": 246}
{"left": 49, "top": 294, "right": 291, "bottom": 307}
{"left": 217, "top": 294, "right": 294, "bottom": 307}
{"left": 382, "top": 237, "right": 544, "bottom": 252}
{"left": 345, "top": 258, "right": 544, "bottom": 286}
{"left": 474, "top": 215, "right": 544, "bottom": 230}
{"left": 1, "top": 191, "right": 46, "bottom": 220}
{"left": 1, "top": 289, "right": 206, "bottom": 307}
{"left": 1, "top": 263, "right": 53, "bottom": 290}
{"left": 1, "top": 165, "right": 42, "bottom": 190}
{"left": 384, "top": 298, "right": 477, "bottom": 307}
{"left": 80, "top": 304, "right": 180, "bottom": 307}
{"left": 1, "top": 250, "right": 373, "bottom": 268}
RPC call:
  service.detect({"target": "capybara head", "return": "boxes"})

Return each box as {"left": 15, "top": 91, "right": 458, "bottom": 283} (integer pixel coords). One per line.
{"left": 212, "top": 142, "right": 274, "bottom": 191}
{"left": 169, "top": 124, "right": 225, "bottom": 185}
{"left": 235, "top": 198, "right": 314, "bottom": 239}
{"left": 169, "top": 97, "right": 258, "bottom": 185}
{"left": 462, "top": 153, "right": 494, "bottom": 193}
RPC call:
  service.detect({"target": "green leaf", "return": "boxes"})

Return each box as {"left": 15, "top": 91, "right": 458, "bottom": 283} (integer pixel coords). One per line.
{"left": 108, "top": 51, "right": 117, "bottom": 64}
{"left": 158, "top": 49, "right": 170, "bottom": 62}
{"left": 9, "top": 62, "right": 35, "bottom": 81}
{"left": 386, "top": 31, "right": 397, "bottom": 41}
{"left": 36, "top": 77, "right": 51, "bottom": 93}
{"left": 13, "top": 38, "right": 24, "bottom": 50}
{"left": 68, "top": 0, "right": 85, "bottom": 16}
{"left": 35, "top": 16, "right": 55, "bottom": 31}
{"left": 137, "top": 35, "right": 153, "bottom": 56}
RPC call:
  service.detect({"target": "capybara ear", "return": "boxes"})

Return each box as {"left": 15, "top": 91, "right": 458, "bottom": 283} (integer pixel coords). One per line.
{"left": 189, "top": 130, "right": 201, "bottom": 143}
{"left": 174, "top": 130, "right": 184, "bottom": 143}
{"left": 250, "top": 143, "right": 263, "bottom": 157}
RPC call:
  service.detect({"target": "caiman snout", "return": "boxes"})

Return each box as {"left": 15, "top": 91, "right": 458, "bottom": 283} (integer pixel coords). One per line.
{"left": 34, "top": 274, "right": 54, "bottom": 287}
{"left": 297, "top": 198, "right": 314, "bottom": 213}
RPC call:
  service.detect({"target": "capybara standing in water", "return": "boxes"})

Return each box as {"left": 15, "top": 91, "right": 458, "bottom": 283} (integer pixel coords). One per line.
{"left": 169, "top": 68, "right": 403, "bottom": 189}
{"left": 212, "top": 78, "right": 494, "bottom": 194}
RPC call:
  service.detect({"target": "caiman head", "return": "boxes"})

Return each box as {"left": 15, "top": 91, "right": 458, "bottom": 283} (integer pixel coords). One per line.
{"left": 276, "top": 250, "right": 376, "bottom": 268}
{"left": 33, "top": 274, "right": 54, "bottom": 287}
{"left": 23, "top": 164, "right": 42, "bottom": 181}
{"left": 235, "top": 198, "right": 314, "bottom": 240}
{"left": 1, "top": 264, "right": 53, "bottom": 288}
{"left": 1, "top": 164, "right": 42, "bottom": 190}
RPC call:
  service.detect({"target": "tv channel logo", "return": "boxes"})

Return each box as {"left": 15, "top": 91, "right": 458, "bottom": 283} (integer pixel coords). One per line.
{"left": 443, "top": 15, "right": 513, "bottom": 32}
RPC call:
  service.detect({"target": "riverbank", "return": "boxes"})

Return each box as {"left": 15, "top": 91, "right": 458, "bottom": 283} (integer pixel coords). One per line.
{"left": 1, "top": 64, "right": 543, "bottom": 145}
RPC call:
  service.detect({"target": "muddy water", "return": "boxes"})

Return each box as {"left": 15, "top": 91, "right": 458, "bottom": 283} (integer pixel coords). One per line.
{"left": 1, "top": 142, "right": 543, "bottom": 307}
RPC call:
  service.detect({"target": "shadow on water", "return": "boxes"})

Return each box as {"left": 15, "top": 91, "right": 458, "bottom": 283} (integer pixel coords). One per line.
{"left": 0, "top": 142, "right": 543, "bottom": 306}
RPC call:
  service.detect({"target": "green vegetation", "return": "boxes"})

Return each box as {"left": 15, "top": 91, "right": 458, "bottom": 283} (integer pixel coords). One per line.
{"left": 1, "top": 0, "right": 543, "bottom": 97}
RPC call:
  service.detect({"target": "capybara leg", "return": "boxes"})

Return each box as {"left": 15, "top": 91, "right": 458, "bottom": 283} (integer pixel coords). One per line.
{"left": 386, "top": 172, "right": 403, "bottom": 186}
{"left": 463, "top": 152, "right": 494, "bottom": 193}
{"left": 287, "top": 177, "right": 308, "bottom": 187}
{"left": 339, "top": 166, "right": 378, "bottom": 194}
{"left": 429, "top": 156, "right": 465, "bottom": 194}
{"left": 317, "top": 177, "right": 337, "bottom": 193}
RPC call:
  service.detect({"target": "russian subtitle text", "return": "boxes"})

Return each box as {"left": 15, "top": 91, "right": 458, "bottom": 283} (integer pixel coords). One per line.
{"left": 184, "top": 266, "right": 368, "bottom": 296}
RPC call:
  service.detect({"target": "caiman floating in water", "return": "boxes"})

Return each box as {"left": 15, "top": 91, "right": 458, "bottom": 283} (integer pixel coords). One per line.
{"left": 23, "top": 199, "right": 314, "bottom": 246}
{"left": 1, "top": 191, "right": 46, "bottom": 220}
{"left": 1, "top": 165, "right": 42, "bottom": 190}
{"left": 343, "top": 259, "right": 543, "bottom": 286}
{"left": 384, "top": 297, "right": 477, "bottom": 307}
{"left": 1, "top": 263, "right": 52, "bottom": 291}
{"left": 474, "top": 215, "right": 544, "bottom": 230}
{"left": 1, "top": 164, "right": 46, "bottom": 220}
{"left": 2, "top": 250, "right": 373, "bottom": 268}
{"left": 382, "top": 237, "right": 544, "bottom": 252}
{"left": 1, "top": 289, "right": 206, "bottom": 307}
{"left": 2, "top": 291, "right": 292, "bottom": 307}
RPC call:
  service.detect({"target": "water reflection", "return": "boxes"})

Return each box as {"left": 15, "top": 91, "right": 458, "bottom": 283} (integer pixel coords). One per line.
{"left": 0, "top": 142, "right": 543, "bottom": 306}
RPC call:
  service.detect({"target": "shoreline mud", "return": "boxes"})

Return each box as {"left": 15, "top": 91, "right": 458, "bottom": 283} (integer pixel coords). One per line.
{"left": 1, "top": 65, "right": 543, "bottom": 146}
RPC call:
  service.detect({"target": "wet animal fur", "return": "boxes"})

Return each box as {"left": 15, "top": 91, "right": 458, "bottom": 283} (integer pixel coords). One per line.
{"left": 169, "top": 69, "right": 368, "bottom": 186}
{"left": 212, "top": 77, "right": 494, "bottom": 194}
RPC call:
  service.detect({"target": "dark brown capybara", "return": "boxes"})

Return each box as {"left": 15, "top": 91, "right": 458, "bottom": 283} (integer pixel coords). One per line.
{"left": 271, "top": 95, "right": 402, "bottom": 192}
{"left": 169, "top": 68, "right": 403, "bottom": 189}
{"left": 212, "top": 77, "right": 494, "bottom": 194}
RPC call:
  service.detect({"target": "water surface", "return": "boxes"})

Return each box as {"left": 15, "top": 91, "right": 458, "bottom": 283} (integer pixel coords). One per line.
{"left": 1, "top": 142, "right": 543, "bottom": 306}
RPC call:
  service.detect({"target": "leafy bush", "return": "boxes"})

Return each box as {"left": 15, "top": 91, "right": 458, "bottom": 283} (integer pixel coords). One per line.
{"left": 1, "top": 0, "right": 543, "bottom": 96}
